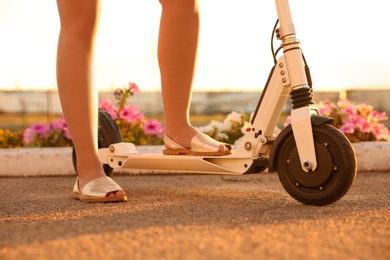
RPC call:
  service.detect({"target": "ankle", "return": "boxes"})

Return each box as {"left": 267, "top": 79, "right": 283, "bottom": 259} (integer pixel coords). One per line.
{"left": 164, "top": 126, "right": 197, "bottom": 149}
{"left": 76, "top": 165, "right": 106, "bottom": 190}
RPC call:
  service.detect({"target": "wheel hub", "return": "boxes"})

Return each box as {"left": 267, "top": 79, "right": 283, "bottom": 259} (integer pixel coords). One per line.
{"left": 289, "top": 142, "right": 334, "bottom": 188}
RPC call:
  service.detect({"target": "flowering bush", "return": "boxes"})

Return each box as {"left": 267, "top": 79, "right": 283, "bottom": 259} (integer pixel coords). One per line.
{"left": 22, "top": 82, "right": 166, "bottom": 147}
{"left": 99, "top": 82, "right": 164, "bottom": 145}
{"left": 285, "top": 99, "right": 390, "bottom": 143}
{"left": 196, "top": 111, "right": 249, "bottom": 144}
{"left": 0, "top": 82, "right": 164, "bottom": 148}
{"left": 22, "top": 116, "right": 73, "bottom": 147}
{"left": 2, "top": 90, "right": 389, "bottom": 148}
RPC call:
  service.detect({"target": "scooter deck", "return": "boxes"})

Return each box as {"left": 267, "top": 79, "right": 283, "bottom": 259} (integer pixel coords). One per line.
{"left": 105, "top": 150, "right": 268, "bottom": 175}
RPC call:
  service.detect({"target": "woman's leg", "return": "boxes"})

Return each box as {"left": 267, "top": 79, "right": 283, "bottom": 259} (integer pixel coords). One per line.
{"left": 158, "top": 0, "right": 199, "bottom": 149}
{"left": 56, "top": 0, "right": 125, "bottom": 197}
{"left": 158, "top": 0, "right": 230, "bottom": 153}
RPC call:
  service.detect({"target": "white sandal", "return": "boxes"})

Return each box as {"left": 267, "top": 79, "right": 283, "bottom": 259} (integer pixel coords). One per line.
{"left": 72, "top": 176, "right": 127, "bottom": 203}
{"left": 163, "top": 131, "right": 233, "bottom": 156}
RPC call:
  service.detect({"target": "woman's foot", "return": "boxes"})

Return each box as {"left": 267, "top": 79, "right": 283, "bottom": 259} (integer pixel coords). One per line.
{"left": 163, "top": 126, "right": 232, "bottom": 156}
{"left": 75, "top": 166, "right": 127, "bottom": 202}
{"left": 72, "top": 176, "right": 127, "bottom": 203}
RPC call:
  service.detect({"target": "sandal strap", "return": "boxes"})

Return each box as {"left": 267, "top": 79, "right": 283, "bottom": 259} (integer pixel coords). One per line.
{"left": 163, "top": 134, "right": 186, "bottom": 150}
{"left": 163, "top": 132, "right": 232, "bottom": 153}
{"left": 74, "top": 176, "right": 123, "bottom": 197}
{"left": 191, "top": 131, "right": 232, "bottom": 152}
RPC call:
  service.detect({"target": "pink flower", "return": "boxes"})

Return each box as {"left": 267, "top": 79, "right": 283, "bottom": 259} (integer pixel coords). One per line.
{"left": 129, "top": 82, "right": 140, "bottom": 94}
{"left": 48, "top": 117, "right": 72, "bottom": 140}
{"left": 340, "top": 120, "right": 356, "bottom": 134}
{"left": 49, "top": 117, "right": 67, "bottom": 130}
{"left": 31, "top": 124, "right": 48, "bottom": 137}
{"left": 144, "top": 119, "right": 165, "bottom": 137}
{"left": 113, "top": 89, "right": 121, "bottom": 98}
{"left": 99, "top": 98, "right": 118, "bottom": 120}
{"left": 99, "top": 98, "right": 113, "bottom": 111}
{"left": 347, "top": 115, "right": 368, "bottom": 133}
{"left": 370, "top": 110, "right": 388, "bottom": 122}
{"left": 355, "top": 103, "right": 373, "bottom": 118}
{"left": 119, "top": 105, "right": 144, "bottom": 123}
{"left": 342, "top": 106, "right": 356, "bottom": 116}
{"left": 373, "top": 124, "right": 390, "bottom": 141}
{"left": 23, "top": 123, "right": 48, "bottom": 143}
{"left": 317, "top": 101, "right": 336, "bottom": 117}
{"left": 63, "top": 126, "right": 71, "bottom": 140}
{"left": 23, "top": 128, "right": 34, "bottom": 143}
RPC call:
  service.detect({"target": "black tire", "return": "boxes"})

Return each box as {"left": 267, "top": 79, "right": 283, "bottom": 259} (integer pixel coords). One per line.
{"left": 276, "top": 124, "right": 357, "bottom": 206}
{"left": 72, "top": 108, "right": 123, "bottom": 176}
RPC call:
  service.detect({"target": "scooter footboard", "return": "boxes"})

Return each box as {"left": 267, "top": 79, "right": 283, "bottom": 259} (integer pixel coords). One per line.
{"left": 117, "top": 155, "right": 252, "bottom": 175}
{"left": 100, "top": 143, "right": 267, "bottom": 175}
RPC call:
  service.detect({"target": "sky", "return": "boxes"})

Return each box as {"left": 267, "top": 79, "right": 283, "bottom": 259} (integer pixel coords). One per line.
{"left": 0, "top": 0, "right": 389, "bottom": 92}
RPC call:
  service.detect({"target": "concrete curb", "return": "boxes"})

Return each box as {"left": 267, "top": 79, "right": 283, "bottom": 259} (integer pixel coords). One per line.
{"left": 0, "top": 146, "right": 165, "bottom": 177}
{"left": 0, "top": 142, "right": 389, "bottom": 177}
{"left": 352, "top": 141, "right": 390, "bottom": 172}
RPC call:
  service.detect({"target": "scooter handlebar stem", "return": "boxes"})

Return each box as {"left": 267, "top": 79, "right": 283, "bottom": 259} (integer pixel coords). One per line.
{"left": 275, "top": 0, "right": 296, "bottom": 38}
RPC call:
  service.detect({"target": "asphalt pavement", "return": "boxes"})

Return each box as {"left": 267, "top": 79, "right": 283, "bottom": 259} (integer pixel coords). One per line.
{"left": 0, "top": 171, "right": 389, "bottom": 260}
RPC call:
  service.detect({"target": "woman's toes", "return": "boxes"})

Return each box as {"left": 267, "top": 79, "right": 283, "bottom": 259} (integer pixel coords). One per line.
{"left": 219, "top": 144, "right": 231, "bottom": 152}
{"left": 106, "top": 190, "right": 126, "bottom": 198}
{"left": 116, "top": 190, "right": 126, "bottom": 197}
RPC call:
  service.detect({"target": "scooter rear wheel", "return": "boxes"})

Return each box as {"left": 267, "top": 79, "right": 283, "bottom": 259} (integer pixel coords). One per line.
{"left": 72, "top": 108, "right": 123, "bottom": 176}
{"left": 276, "top": 124, "right": 357, "bottom": 206}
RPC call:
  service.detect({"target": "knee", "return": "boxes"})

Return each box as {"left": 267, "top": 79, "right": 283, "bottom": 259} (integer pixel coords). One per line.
{"left": 59, "top": 13, "right": 98, "bottom": 43}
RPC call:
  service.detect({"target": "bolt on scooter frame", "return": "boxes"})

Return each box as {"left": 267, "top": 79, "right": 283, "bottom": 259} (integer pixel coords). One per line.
{"left": 99, "top": 0, "right": 319, "bottom": 174}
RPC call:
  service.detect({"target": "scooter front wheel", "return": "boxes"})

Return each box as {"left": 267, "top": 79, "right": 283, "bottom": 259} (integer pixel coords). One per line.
{"left": 276, "top": 124, "right": 357, "bottom": 206}
{"left": 72, "top": 108, "right": 123, "bottom": 176}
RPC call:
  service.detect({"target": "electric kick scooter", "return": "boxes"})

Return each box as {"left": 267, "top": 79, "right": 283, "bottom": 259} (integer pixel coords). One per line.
{"left": 73, "top": 0, "right": 357, "bottom": 206}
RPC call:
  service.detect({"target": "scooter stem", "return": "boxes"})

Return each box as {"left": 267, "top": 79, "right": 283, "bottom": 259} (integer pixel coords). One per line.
{"left": 275, "top": 0, "right": 318, "bottom": 171}
{"left": 275, "top": 0, "right": 296, "bottom": 37}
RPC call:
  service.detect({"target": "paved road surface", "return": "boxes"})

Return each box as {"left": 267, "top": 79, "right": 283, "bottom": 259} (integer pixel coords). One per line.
{"left": 0, "top": 172, "right": 389, "bottom": 259}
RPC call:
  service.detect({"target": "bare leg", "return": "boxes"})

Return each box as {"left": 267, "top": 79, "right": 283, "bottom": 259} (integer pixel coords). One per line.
{"left": 56, "top": 0, "right": 125, "bottom": 197}
{"left": 158, "top": 0, "right": 199, "bottom": 148}
{"left": 158, "top": 0, "right": 230, "bottom": 153}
